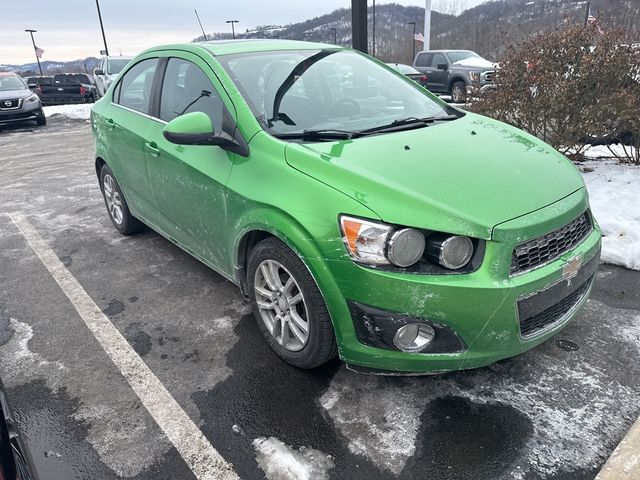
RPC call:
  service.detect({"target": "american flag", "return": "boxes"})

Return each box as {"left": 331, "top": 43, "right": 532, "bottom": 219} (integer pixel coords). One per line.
{"left": 587, "top": 7, "right": 605, "bottom": 35}
{"left": 414, "top": 32, "right": 425, "bottom": 43}
{"left": 35, "top": 46, "right": 44, "bottom": 58}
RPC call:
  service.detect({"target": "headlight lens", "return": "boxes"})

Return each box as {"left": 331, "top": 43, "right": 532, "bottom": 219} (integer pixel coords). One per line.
{"left": 26, "top": 94, "right": 39, "bottom": 103}
{"left": 340, "top": 216, "right": 392, "bottom": 265}
{"left": 387, "top": 228, "right": 425, "bottom": 267}
{"left": 469, "top": 71, "right": 480, "bottom": 82}
{"left": 426, "top": 234, "right": 474, "bottom": 270}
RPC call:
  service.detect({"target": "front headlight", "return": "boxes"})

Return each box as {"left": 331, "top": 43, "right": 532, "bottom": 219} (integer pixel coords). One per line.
{"left": 339, "top": 216, "right": 425, "bottom": 268}
{"left": 469, "top": 71, "right": 480, "bottom": 83}
{"left": 26, "top": 94, "right": 39, "bottom": 103}
{"left": 425, "top": 234, "right": 474, "bottom": 270}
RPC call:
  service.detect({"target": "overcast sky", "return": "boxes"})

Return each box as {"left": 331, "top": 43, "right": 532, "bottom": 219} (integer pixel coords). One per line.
{"left": 1, "top": 0, "right": 487, "bottom": 65}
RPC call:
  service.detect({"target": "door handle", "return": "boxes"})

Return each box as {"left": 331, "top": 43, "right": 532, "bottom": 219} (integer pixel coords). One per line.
{"left": 144, "top": 142, "right": 160, "bottom": 157}
{"left": 106, "top": 118, "right": 117, "bottom": 130}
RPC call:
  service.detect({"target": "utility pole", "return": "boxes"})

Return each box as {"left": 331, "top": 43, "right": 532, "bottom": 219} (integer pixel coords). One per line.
{"left": 330, "top": 27, "right": 337, "bottom": 45}
{"left": 408, "top": 21, "right": 416, "bottom": 61}
{"left": 95, "top": 0, "right": 109, "bottom": 56}
{"left": 372, "top": 0, "right": 376, "bottom": 57}
{"left": 351, "top": 0, "right": 368, "bottom": 53}
{"left": 195, "top": 9, "right": 208, "bottom": 41}
{"left": 226, "top": 20, "right": 239, "bottom": 39}
{"left": 24, "top": 29, "right": 43, "bottom": 76}
{"left": 424, "top": 0, "right": 431, "bottom": 51}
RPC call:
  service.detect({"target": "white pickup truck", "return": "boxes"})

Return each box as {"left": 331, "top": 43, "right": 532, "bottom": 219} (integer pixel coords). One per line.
{"left": 93, "top": 56, "right": 133, "bottom": 98}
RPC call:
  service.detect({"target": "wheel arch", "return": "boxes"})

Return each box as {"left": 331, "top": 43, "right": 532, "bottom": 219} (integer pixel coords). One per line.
{"left": 449, "top": 76, "right": 467, "bottom": 93}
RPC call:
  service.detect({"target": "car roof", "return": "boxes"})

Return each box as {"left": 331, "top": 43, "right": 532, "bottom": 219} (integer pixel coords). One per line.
{"left": 0, "top": 72, "right": 18, "bottom": 77}
{"left": 147, "top": 39, "right": 345, "bottom": 56}
{"left": 419, "top": 50, "right": 474, "bottom": 54}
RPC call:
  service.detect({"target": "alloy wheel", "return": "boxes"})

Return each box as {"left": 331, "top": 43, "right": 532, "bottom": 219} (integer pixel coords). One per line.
{"left": 253, "top": 259, "right": 310, "bottom": 352}
{"left": 103, "top": 174, "right": 123, "bottom": 225}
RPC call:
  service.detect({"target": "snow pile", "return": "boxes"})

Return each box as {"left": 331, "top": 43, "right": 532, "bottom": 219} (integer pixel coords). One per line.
{"left": 252, "top": 437, "right": 334, "bottom": 480}
{"left": 580, "top": 160, "right": 640, "bottom": 271}
{"left": 584, "top": 144, "right": 638, "bottom": 161}
{"left": 43, "top": 103, "right": 92, "bottom": 121}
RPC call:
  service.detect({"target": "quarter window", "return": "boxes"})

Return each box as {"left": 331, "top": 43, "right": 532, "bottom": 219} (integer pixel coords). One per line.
{"left": 114, "top": 58, "right": 158, "bottom": 114}
{"left": 159, "top": 58, "right": 224, "bottom": 130}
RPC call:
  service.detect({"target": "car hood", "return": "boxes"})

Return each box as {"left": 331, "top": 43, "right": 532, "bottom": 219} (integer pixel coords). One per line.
{"left": 284, "top": 113, "right": 584, "bottom": 239}
{"left": 0, "top": 89, "right": 32, "bottom": 100}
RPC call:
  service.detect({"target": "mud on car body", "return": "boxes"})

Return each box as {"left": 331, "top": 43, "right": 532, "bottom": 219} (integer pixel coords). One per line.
{"left": 91, "top": 40, "right": 601, "bottom": 374}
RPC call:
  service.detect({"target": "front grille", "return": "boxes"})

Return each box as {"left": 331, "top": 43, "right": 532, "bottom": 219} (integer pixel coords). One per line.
{"left": 519, "top": 276, "right": 593, "bottom": 338}
{"left": 484, "top": 71, "right": 496, "bottom": 83}
{"left": 0, "top": 98, "right": 22, "bottom": 110}
{"left": 511, "top": 212, "right": 592, "bottom": 275}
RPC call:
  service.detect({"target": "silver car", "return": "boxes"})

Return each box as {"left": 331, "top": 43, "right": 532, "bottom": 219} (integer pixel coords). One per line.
{"left": 0, "top": 72, "right": 46, "bottom": 127}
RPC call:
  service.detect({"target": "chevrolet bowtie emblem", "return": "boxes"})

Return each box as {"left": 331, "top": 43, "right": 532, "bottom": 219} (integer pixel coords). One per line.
{"left": 562, "top": 255, "right": 583, "bottom": 281}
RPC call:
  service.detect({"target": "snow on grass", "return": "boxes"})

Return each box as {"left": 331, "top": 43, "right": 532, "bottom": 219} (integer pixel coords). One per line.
{"left": 43, "top": 103, "right": 92, "bottom": 120}
{"left": 252, "top": 437, "right": 334, "bottom": 480}
{"left": 580, "top": 159, "right": 640, "bottom": 271}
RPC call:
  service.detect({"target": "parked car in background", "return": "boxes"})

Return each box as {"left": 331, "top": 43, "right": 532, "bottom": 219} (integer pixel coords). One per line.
{"left": 25, "top": 76, "right": 53, "bottom": 96}
{"left": 92, "top": 40, "right": 601, "bottom": 374}
{"left": 40, "top": 73, "right": 98, "bottom": 105}
{"left": 413, "top": 50, "right": 496, "bottom": 103}
{"left": 386, "top": 63, "right": 428, "bottom": 87}
{"left": 0, "top": 72, "right": 46, "bottom": 127}
{"left": 94, "top": 56, "right": 133, "bottom": 97}
{"left": 0, "top": 379, "right": 39, "bottom": 480}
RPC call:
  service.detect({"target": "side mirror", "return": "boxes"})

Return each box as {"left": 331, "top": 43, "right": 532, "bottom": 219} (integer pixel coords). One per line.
{"left": 94, "top": 69, "right": 105, "bottom": 76}
{"left": 437, "top": 63, "right": 448, "bottom": 71}
{"left": 162, "top": 111, "right": 249, "bottom": 157}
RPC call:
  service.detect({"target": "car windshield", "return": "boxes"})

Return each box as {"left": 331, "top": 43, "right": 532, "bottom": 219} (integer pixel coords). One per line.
{"left": 446, "top": 51, "right": 481, "bottom": 63}
{"left": 107, "top": 59, "right": 131, "bottom": 75}
{"left": 217, "top": 49, "right": 454, "bottom": 136}
{"left": 0, "top": 76, "right": 27, "bottom": 91}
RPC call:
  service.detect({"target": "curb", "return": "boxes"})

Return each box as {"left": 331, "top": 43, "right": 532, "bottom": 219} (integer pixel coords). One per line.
{"left": 595, "top": 415, "right": 640, "bottom": 480}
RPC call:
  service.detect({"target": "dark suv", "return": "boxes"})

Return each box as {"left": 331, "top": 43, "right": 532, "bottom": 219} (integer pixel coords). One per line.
{"left": 0, "top": 72, "right": 46, "bottom": 127}
{"left": 412, "top": 50, "right": 496, "bottom": 103}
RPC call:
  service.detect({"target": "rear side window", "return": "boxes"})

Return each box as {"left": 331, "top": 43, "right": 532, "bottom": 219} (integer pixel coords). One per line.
{"left": 114, "top": 58, "right": 158, "bottom": 114}
{"left": 159, "top": 58, "right": 224, "bottom": 129}
{"left": 415, "top": 53, "right": 431, "bottom": 67}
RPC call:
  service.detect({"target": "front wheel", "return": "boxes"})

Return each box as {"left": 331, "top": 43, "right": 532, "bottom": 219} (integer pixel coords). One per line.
{"left": 35, "top": 111, "right": 46, "bottom": 126}
{"left": 451, "top": 81, "right": 467, "bottom": 104}
{"left": 247, "top": 237, "right": 337, "bottom": 369}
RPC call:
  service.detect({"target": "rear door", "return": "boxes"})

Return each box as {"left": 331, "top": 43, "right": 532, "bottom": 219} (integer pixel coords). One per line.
{"left": 423, "top": 53, "right": 449, "bottom": 93}
{"left": 105, "top": 57, "right": 159, "bottom": 217}
{"left": 144, "top": 52, "right": 235, "bottom": 270}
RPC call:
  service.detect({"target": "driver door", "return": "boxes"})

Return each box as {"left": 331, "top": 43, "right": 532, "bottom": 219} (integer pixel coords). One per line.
{"left": 144, "top": 54, "right": 235, "bottom": 270}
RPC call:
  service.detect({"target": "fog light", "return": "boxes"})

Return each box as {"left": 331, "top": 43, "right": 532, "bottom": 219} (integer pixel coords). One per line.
{"left": 393, "top": 323, "right": 435, "bottom": 352}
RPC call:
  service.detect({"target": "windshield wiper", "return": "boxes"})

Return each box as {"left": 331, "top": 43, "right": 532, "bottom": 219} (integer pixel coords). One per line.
{"left": 358, "top": 115, "right": 459, "bottom": 135}
{"left": 272, "top": 129, "right": 357, "bottom": 141}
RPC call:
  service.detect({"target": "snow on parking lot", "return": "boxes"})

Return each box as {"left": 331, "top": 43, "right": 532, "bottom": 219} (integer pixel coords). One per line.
{"left": 43, "top": 103, "right": 92, "bottom": 120}
{"left": 38, "top": 103, "right": 638, "bottom": 271}
{"left": 580, "top": 155, "right": 640, "bottom": 271}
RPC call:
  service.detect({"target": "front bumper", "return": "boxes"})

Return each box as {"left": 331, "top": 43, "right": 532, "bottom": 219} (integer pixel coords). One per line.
{"left": 0, "top": 99, "right": 43, "bottom": 125}
{"left": 317, "top": 192, "right": 602, "bottom": 373}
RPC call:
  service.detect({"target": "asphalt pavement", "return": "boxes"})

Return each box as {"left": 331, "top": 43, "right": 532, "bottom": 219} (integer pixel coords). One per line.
{"left": 0, "top": 116, "right": 639, "bottom": 480}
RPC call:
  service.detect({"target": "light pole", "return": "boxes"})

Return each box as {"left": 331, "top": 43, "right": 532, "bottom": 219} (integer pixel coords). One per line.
{"left": 408, "top": 21, "right": 416, "bottom": 62}
{"left": 226, "top": 20, "right": 239, "bottom": 39}
{"left": 330, "top": 27, "right": 337, "bottom": 45}
{"left": 24, "top": 29, "right": 43, "bottom": 76}
{"left": 372, "top": 0, "right": 376, "bottom": 57}
{"left": 95, "top": 0, "right": 109, "bottom": 56}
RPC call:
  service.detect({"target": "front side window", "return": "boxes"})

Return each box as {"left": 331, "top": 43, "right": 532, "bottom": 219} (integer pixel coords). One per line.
{"left": 159, "top": 58, "right": 224, "bottom": 129}
{"left": 107, "top": 59, "right": 131, "bottom": 75}
{"left": 217, "top": 49, "right": 454, "bottom": 136}
{"left": 430, "top": 53, "right": 448, "bottom": 68}
{"left": 114, "top": 58, "right": 157, "bottom": 114}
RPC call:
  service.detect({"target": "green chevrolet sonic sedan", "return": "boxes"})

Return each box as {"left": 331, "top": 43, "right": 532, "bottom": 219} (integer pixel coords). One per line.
{"left": 91, "top": 40, "right": 602, "bottom": 373}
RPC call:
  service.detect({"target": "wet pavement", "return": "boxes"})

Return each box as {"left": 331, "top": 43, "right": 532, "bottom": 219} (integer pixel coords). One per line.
{"left": 0, "top": 117, "right": 639, "bottom": 480}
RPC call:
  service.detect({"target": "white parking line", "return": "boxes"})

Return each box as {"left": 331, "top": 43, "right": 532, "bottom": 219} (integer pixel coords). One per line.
{"left": 10, "top": 214, "right": 239, "bottom": 480}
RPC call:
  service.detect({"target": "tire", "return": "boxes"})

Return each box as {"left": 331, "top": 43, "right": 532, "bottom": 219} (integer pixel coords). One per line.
{"left": 451, "top": 80, "right": 467, "bottom": 104}
{"left": 247, "top": 237, "right": 338, "bottom": 369}
{"left": 35, "top": 112, "right": 46, "bottom": 126}
{"left": 99, "top": 165, "right": 144, "bottom": 235}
